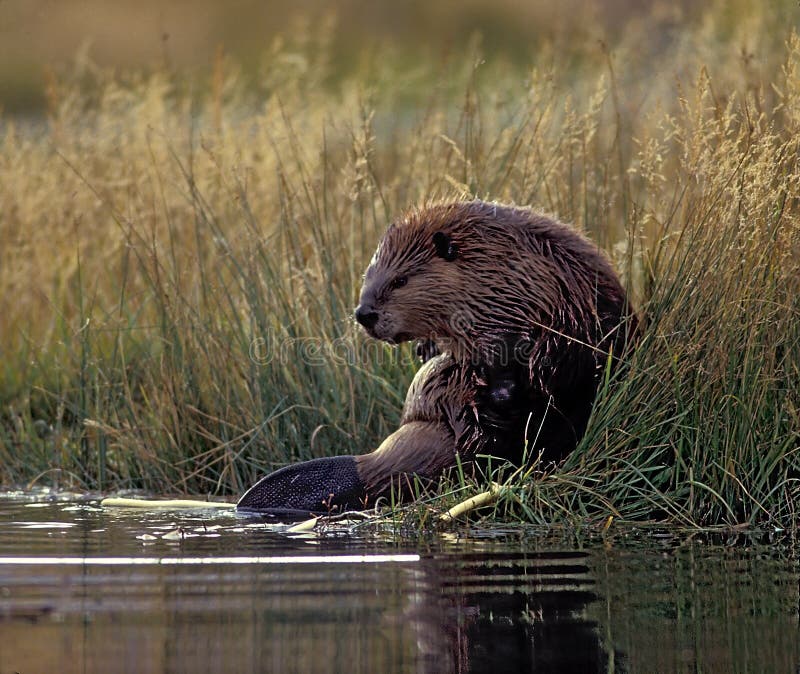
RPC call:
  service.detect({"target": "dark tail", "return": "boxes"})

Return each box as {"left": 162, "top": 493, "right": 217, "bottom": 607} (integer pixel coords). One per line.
{"left": 236, "top": 455, "right": 367, "bottom": 514}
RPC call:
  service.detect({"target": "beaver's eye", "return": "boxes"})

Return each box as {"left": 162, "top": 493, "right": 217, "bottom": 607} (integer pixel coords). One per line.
{"left": 390, "top": 276, "right": 408, "bottom": 290}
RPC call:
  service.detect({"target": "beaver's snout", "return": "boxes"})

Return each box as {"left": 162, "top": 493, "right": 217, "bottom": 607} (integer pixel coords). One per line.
{"left": 354, "top": 304, "right": 379, "bottom": 329}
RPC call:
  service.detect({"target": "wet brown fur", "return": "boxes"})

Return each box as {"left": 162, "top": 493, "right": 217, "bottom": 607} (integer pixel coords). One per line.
{"left": 354, "top": 200, "right": 638, "bottom": 502}
{"left": 355, "top": 354, "right": 481, "bottom": 498}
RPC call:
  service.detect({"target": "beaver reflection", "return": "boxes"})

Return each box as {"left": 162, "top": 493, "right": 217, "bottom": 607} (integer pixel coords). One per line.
{"left": 394, "top": 550, "right": 621, "bottom": 673}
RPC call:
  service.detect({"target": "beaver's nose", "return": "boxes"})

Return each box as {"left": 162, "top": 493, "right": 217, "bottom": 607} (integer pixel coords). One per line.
{"left": 355, "top": 305, "right": 379, "bottom": 329}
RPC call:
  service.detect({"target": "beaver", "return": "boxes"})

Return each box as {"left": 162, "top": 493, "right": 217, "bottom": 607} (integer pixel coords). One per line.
{"left": 237, "top": 200, "right": 637, "bottom": 513}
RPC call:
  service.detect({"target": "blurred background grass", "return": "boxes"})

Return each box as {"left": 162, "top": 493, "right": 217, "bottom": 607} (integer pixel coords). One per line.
{"left": 0, "top": 0, "right": 798, "bottom": 526}
{"left": 1, "top": 0, "right": 790, "bottom": 113}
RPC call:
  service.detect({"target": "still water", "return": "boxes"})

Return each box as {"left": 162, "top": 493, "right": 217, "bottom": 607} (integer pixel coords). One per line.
{"left": 0, "top": 492, "right": 798, "bottom": 674}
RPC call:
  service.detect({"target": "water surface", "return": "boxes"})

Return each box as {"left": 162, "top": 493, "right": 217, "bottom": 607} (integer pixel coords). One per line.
{"left": 0, "top": 492, "right": 798, "bottom": 673}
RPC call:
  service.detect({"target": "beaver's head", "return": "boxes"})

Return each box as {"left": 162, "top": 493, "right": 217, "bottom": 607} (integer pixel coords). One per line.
{"left": 354, "top": 201, "right": 560, "bottom": 353}
{"left": 355, "top": 211, "right": 462, "bottom": 345}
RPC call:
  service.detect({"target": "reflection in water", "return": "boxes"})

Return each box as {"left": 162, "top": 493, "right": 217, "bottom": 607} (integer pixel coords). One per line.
{"left": 399, "top": 551, "right": 612, "bottom": 673}
{"left": 0, "top": 496, "right": 798, "bottom": 673}
{"left": 0, "top": 550, "right": 607, "bottom": 673}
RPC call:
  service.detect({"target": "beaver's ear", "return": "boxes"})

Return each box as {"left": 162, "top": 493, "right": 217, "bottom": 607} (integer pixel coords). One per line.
{"left": 432, "top": 232, "right": 458, "bottom": 262}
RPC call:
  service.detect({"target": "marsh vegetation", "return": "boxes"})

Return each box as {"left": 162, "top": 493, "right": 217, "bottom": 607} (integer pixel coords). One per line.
{"left": 1, "top": 0, "right": 798, "bottom": 527}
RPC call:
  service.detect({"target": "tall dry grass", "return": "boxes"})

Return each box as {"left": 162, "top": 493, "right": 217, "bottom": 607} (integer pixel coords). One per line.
{"left": 0, "top": 1, "right": 798, "bottom": 525}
